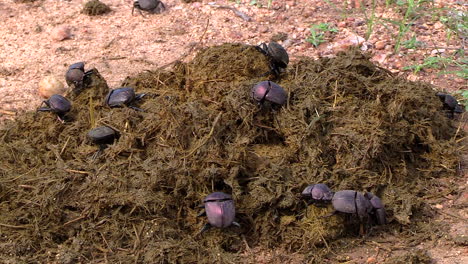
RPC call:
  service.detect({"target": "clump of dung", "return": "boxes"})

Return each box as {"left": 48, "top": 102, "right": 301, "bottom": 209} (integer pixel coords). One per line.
{"left": 82, "top": 0, "right": 111, "bottom": 16}
{"left": 385, "top": 249, "right": 433, "bottom": 264}
{"left": 0, "top": 44, "right": 462, "bottom": 263}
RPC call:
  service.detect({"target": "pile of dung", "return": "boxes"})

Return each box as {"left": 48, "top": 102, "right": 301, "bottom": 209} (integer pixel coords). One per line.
{"left": 82, "top": 0, "right": 111, "bottom": 16}
{"left": 0, "top": 44, "right": 462, "bottom": 263}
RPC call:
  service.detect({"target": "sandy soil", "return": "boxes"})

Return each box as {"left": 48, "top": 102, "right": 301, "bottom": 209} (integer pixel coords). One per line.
{"left": 0, "top": 0, "right": 466, "bottom": 263}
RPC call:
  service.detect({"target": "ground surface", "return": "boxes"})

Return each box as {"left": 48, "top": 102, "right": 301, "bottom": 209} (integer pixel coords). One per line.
{"left": 0, "top": 0, "right": 466, "bottom": 263}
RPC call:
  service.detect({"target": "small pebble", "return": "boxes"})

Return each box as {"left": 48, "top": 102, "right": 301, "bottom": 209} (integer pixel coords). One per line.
{"left": 51, "top": 26, "right": 72, "bottom": 42}
{"left": 375, "top": 40, "right": 386, "bottom": 50}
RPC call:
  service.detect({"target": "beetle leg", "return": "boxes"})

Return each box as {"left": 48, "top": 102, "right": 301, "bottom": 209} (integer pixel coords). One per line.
{"left": 135, "top": 93, "right": 146, "bottom": 101}
{"left": 319, "top": 210, "right": 338, "bottom": 219}
{"left": 197, "top": 210, "right": 206, "bottom": 217}
{"left": 83, "top": 70, "right": 93, "bottom": 77}
{"left": 138, "top": 8, "right": 146, "bottom": 18}
{"left": 91, "top": 145, "right": 106, "bottom": 160}
{"left": 196, "top": 223, "right": 211, "bottom": 236}
{"left": 156, "top": 1, "right": 166, "bottom": 13}
{"left": 269, "top": 63, "right": 281, "bottom": 77}
{"left": 57, "top": 114, "right": 66, "bottom": 123}
{"left": 128, "top": 105, "right": 144, "bottom": 112}
{"left": 255, "top": 43, "right": 268, "bottom": 56}
{"left": 36, "top": 107, "right": 52, "bottom": 112}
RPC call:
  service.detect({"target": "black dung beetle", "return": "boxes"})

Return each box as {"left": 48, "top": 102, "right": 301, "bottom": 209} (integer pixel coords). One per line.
{"left": 436, "top": 92, "right": 464, "bottom": 118}
{"left": 65, "top": 62, "right": 93, "bottom": 93}
{"left": 87, "top": 126, "right": 119, "bottom": 159}
{"left": 105, "top": 87, "right": 146, "bottom": 111}
{"left": 132, "top": 0, "right": 165, "bottom": 16}
{"left": 37, "top": 94, "right": 71, "bottom": 122}
{"left": 256, "top": 41, "right": 289, "bottom": 76}
{"left": 197, "top": 192, "right": 240, "bottom": 234}
{"left": 87, "top": 126, "right": 118, "bottom": 145}
{"left": 252, "top": 80, "right": 287, "bottom": 106}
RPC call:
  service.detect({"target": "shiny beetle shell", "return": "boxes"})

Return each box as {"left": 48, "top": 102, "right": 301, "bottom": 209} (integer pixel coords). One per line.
{"left": 364, "top": 192, "right": 387, "bottom": 225}
{"left": 203, "top": 192, "right": 236, "bottom": 228}
{"left": 436, "top": 92, "right": 464, "bottom": 113}
{"left": 252, "top": 81, "right": 287, "bottom": 106}
{"left": 332, "top": 190, "right": 373, "bottom": 221}
{"left": 267, "top": 42, "right": 289, "bottom": 69}
{"left": 302, "top": 184, "right": 334, "bottom": 201}
{"left": 43, "top": 94, "right": 71, "bottom": 114}
{"left": 133, "top": 0, "right": 165, "bottom": 14}
{"left": 105, "top": 87, "right": 136, "bottom": 107}
{"left": 65, "top": 62, "right": 85, "bottom": 87}
{"left": 87, "top": 126, "right": 117, "bottom": 145}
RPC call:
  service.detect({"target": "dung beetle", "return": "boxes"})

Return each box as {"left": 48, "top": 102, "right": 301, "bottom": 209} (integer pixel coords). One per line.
{"left": 252, "top": 81, "right": 287, "bottom": 106}
{"left": 256, "top": 41, "right": 289, "bottom": 76}
{"left": 436, "top": 92, "right": 464, "bottom": 118}
{"left": 328, "top": 190, "right": 374, "bottom": 223}
{"left": 302, "top": 184, "right": 387, "bottom": 234}
{"left": 197, "top": 192, "right": 240, "bottom": 234}
{"left": 87, "top": 126, "right": 118, "bottom": 145}
{"left": 37, "top": 94, "right": 71, "bottom": 122}
{"left": 364, "top": 192, "right": 387, "bottom": 225}
{"left": 65, "top": 62, "right": 93, "bottom": 93}
{"left": 87, "top": 126, "right": 119, "bottom": 159}
{"left": 301, "top": 183, "right": 334, "bottom": 206}
{"left": 132, "top": 0, "right": 166, "bottom": 16}
{"left": 105, "top": 87, "right": 146, "bottom": 111}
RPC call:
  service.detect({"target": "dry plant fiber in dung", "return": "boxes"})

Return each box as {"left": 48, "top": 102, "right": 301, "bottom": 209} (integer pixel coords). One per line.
{"left": 0, "top": 44, "right": 462, "bottom": 263}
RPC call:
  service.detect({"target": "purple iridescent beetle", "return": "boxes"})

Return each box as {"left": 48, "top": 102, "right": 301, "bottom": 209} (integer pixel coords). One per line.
{"left": 252, "top": 81, "right": 287, "bottom": 106}
{"left": 37, "top": 94, "right": 71, "bottom": 122}
{"left": 302, "top": 184, "right": 387, "bottom": 230}
{"left": 364, "top": 192, "right": 387, "bottom": 225}
{"left": 330, "top": 190, "right": 373, "bottom": 222}
{"left": 197, "top": 192, "right": 240, "bottom": 234}
{"left": 301, "top": 183, "right": 334, "bottom": 206}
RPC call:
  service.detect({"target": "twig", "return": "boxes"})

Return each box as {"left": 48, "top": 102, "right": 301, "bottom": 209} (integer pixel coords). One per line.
{"left": 18, "top": 184, "right": 36, "bottom": 189}
{"left": 103, "top": 36, "right": 122, "bottom": 49}
{"left": 0, "top": 223, "right": 31, "bottom": 229}
{"left": 100, "top": 232, "right": 113, "bottom": 253}
{"left": 440, "top": 210, "right": 466, "bottom": 221}
{"left": 132, "top": 224, "right": 140, "bottom": 252}
{"left": 65, "top": 169, "right": 90, "bottom": 175}
{"left": 183, "top": 112, "right": 222, "bottom": 158}
{"left": 0, "top": 109, "right": 16, "bottom": 115}
{"left": 62, "top": 215, "right": 86, "bottom": 227}
{"left": 333, "top": 80, "right": 338, "bottom": 108}
{"left": 208, "top": 3, "right": 252, "bottom": 22}
{"left": 60, "top": 136, "right": 71, "bottom": 155}
{"left": 106, "top": 56, "right": 127, "bottom": 61}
